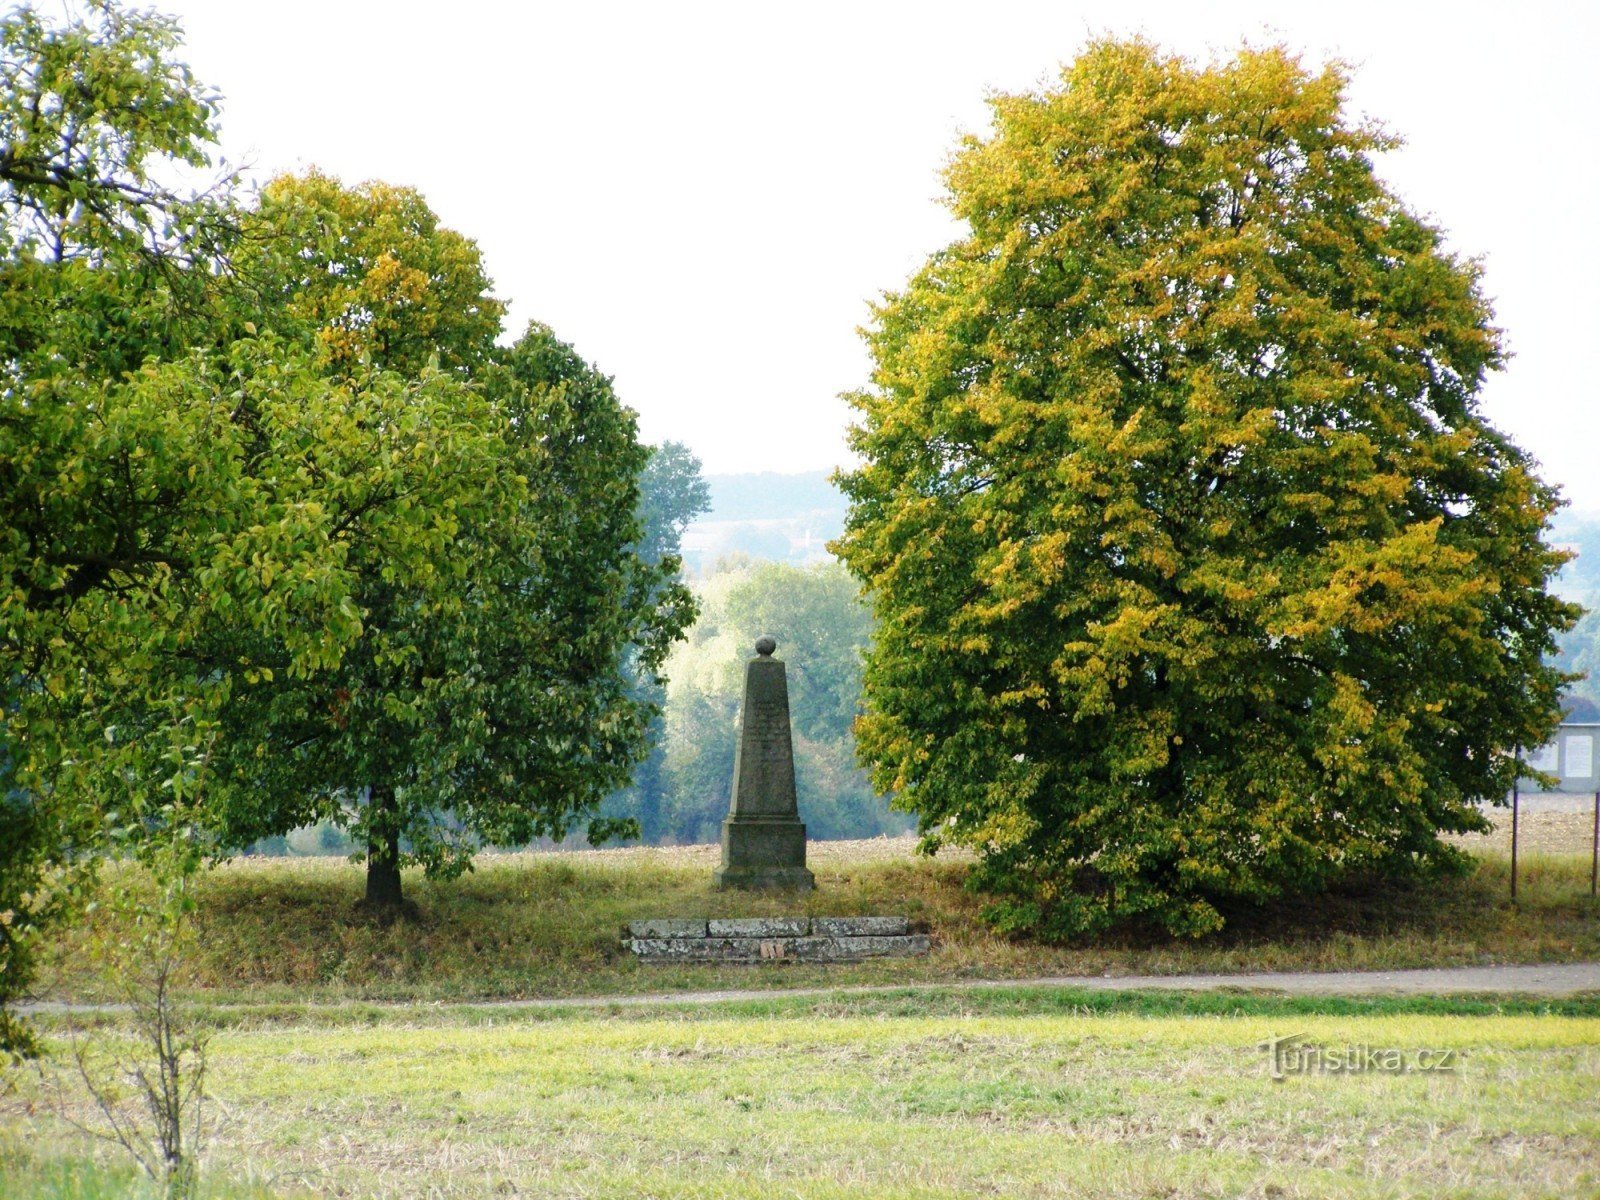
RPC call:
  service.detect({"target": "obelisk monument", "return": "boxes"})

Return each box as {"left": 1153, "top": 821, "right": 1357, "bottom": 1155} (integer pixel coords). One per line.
{"left": 712, "top": 636, "right": 816, "bottom": 890}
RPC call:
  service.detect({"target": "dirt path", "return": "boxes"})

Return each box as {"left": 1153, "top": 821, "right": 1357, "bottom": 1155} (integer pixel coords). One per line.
{"left": 22, "top": 961, "right": 1600, "bottom": 1018}
{"left": 483, "top": 961, "right": 1600, "bottom": 1007}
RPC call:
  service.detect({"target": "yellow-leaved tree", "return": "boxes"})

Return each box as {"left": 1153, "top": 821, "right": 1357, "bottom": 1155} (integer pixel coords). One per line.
{"left": 834, "top": 39, "right": 1578, "bottom": 939}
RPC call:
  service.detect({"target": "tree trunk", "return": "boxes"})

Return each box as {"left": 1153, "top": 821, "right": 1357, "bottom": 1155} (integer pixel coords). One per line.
{"left": 365, "top": 785, "right": 403, "bottom": 908}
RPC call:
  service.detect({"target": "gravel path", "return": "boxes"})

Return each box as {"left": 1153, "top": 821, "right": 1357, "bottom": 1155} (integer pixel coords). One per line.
{"left": 1012, "top": 961, "right": 1600, "bottom": 996}
{"left": 22, "top": 961, "right": 1600, "bottom": 1018}
{"left": 497, "top": 962, "right": 1600, "bottom": 1007}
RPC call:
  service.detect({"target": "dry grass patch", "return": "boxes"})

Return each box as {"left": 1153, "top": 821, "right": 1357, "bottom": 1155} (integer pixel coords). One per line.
{"left": 1455, "top": 805, "right": 1600, "bottom": 856}
{"left": 32, "top": 823, "right": 1600, "bottom": 1008}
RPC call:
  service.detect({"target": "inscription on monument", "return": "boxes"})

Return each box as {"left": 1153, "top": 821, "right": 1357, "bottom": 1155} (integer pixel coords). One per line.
{"left": 747, "top": 699, "right": 791, "bottom": 761}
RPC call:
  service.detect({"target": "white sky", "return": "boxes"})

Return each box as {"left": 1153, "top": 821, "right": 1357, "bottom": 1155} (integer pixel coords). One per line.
{"left": 152, "top": 0, "right": 1600, "bottom": 507}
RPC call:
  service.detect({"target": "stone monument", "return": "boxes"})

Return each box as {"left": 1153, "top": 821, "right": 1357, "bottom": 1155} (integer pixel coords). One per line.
{"left": 712, "top": 636, "right": 816, "bottom": 890}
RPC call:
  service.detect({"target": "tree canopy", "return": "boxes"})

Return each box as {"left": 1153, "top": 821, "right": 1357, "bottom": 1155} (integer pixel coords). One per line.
{"left": 235, "top": 170, "right": 504, "bottom": 378}
{"left": 206, "top": 315, "right": 697, "bottom": 904}
{"left": 194, "top": 171, "right": 697, "bottom": 906}
{"left": 0, "top": 4, "right": 483, "bottom": 1043}
{"left": 0, "top": 1, "right": 697, "bottom": 1051}
{"left": 834, "top": 39, "right": 1578, "bottom": 939}
{"left": 603, "top": 440, "right": 712, "bottom": 842}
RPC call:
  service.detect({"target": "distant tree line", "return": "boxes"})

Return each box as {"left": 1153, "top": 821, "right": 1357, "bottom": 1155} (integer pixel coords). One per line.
{"left": 609, "top": 557, "right": 911, "bottom": 845}
{"left": 258, "top": 550, "right": 913, "bottom": 857}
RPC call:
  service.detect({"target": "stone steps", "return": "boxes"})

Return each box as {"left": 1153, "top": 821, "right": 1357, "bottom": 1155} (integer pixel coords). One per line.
{"left": 625, "top": 916, "right": 930, "bottom": 963}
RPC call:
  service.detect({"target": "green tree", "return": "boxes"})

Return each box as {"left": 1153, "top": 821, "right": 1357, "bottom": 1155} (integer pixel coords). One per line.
{"left": 0, "top": 0, "right": 253, "bottom": 1054}
{"left": 0, "top": 3, "right": 517, "bottom": 1050}
{"left": 637, "top": 442, "right": 713, "bottom": 577}
{"left": 205, "top": 299, "right": 696, "bottom": 904}
{"left": 605, "top": 441, "right": 711, "bottom": 841}
{"left": 661, "top": 560, "right": 906, "bottom": 842}
{"left": 834, "top": 40, "right": 1577, "bottom": 940}
{"left": 0, "top": 0, "right": 231, "bottom": 381}
{"left": 235, "top": 169, "right": 504, "bottom": 379}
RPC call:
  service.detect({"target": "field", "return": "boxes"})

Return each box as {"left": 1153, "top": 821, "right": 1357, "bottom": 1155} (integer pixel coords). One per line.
{"left": 6, "top": 812, "right": 1599, "bottom": 1198}
{"left": 6, "top": 990, "right": 1599, "bottom": 1199}
{"left": 31, "top": 809, "right": 1600, "bottom": 1009}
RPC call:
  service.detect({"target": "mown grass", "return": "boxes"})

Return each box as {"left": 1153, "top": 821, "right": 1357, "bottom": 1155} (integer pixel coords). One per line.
{"left": 26, "top": 983, "right": 1600, "bottom": 1044}
{"left": 34, "top": 834, "right": 1600, "bottom": 1006}
{"left": 7, "top": 1001, "right": 1598, "bottom": 1198}
{"left": 13, "top": 822, "right": 1599, "bottom": 1199}
{"left": 0, "top": 1150, "right": 287, "bottom": 1200}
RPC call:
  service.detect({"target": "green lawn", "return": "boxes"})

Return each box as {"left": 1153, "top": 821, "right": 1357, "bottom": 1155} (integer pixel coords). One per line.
{"left": 7, "top": 991, "right": 1598, "bottom": 1198}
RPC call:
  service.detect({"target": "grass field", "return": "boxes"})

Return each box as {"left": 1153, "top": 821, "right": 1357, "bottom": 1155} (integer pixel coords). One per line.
{"left": 6, "top": 989, "right": 1598, "bottom": 1199}
{"left": 32, "top": 811, "right": 1600, "bottom": 1008}
{"left": 10, "top": 816, "right": 1598, "bottom": 1197}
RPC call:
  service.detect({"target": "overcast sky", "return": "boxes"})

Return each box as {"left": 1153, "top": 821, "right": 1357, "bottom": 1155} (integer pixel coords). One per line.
{"left": 151, "top": 1, "right": 1600, "bottom": 508}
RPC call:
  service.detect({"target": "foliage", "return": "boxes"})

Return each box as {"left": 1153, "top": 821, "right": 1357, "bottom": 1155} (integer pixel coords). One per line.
{"left": 2, "top": 321, "right": 502, "bottom": 992}
{"left": 203, "top": 168, "right": 513, "bottom": 903}
{"left": 20, "top": 705, "right": 217, "bottom": 1197}
{"left": 834, "top": 39, "right": 1578, "bottom": 940}
{"left": 660, "top": 559, "right": 909, "bottom": 842}
{"left": 57, "top": 795, "right": 213, "bottom": 1197}
{"left": 0, "top": 0, "right": 232, "bottom": 380}
{"left": 0, "top": 1, "right": 216, "bottom": 249}
{"left": 204, "top": 288, "right": 697, "bottom": 902}
{"left": 1, "top": 739, "right": 53, "bottom": 1059}
{"left": 235, "top": 170, "right": 504, "bottom": 379}
{"left": 636, "top": 442, "right": 713, "bottom": 578}
{"left": 0, "top": 1, "right": 402, "bottom": 1055}
{"left": 604, "top": 442, "right": 711, "bottom": 841}
{"left": 2, "top": 1, "right": 667, "bottom": 1060}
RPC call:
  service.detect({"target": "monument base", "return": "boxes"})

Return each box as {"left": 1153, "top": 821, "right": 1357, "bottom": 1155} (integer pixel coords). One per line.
{"left": 713, "top": 817, "right": 815, "bottom": 891}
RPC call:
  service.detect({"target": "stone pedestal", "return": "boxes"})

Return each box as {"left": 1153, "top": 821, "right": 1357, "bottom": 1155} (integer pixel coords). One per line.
{"left": 713, "top": 636, "right": 815, "bottom": 891}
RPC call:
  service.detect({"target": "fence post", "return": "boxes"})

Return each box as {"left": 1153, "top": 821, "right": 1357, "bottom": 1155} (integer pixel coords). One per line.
{"left": 1591, "top": 789, "right": 1598, "bottom": 899}
{"left": 1510, "top": 749, "right": 1520, "bottom": 902}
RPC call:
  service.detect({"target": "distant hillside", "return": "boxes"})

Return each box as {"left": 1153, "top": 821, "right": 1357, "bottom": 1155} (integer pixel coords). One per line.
{"left": 1549, "top": 508, "right": 1600, "bottom": 606}
{"left": 701, "top": 471, "right": 845, "bottom": 523}
{"left": 681, "top": 470, "right": 847, "bottom": 573}
{"left": 680, "top": 486, "right": 1600, "bottom": 590}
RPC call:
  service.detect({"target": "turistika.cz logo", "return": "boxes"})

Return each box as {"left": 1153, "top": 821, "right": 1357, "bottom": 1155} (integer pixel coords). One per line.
{"left": 1260, "top": 1033, "right": 1463, "bottom": 1081}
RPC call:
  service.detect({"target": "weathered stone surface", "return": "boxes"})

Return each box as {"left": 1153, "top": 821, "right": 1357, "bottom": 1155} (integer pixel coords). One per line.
{"left": 811, "top": 916, "right": 910, "bottom": 938}
{"left": 767, "top": 937, "right": 842, "bottom": 961}
{"left": 718, "top": 818, "right": 807, "bottom": 870}
{"left": 627, "top": 919, "right": 708, "bottom": 939}
{"left": 628, "top": 937, "right": 799, "bottom": 962}
{"left": 629, "top": 937, "right": 756, "bottom": 961}
{"left": 714, "top": 639, "right": 815, "bottom": 891}
{"left": 729, "top": 646, "right": 798, "bottom": 819}
{"left": 829, "top": 934, "right": 931, "bottom": 960}
{"left": 628, "top": 931, "right": 931, "bottom": 963}
{"left": 707, "top": 917, "right": 810, "bottom": 938}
